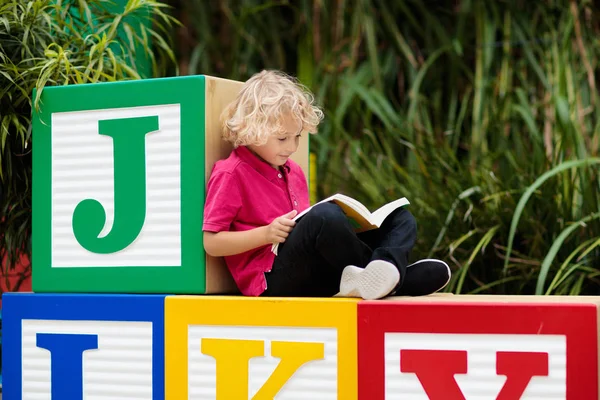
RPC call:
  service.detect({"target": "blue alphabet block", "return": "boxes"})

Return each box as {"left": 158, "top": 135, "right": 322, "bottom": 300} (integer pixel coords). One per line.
{"left": 2, "top": 293, "right": 165, "bottom": 400}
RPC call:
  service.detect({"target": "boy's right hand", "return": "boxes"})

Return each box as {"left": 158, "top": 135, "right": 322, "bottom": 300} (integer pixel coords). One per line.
{"left": 265, "top": 210, "right": 298, "bottom": 244}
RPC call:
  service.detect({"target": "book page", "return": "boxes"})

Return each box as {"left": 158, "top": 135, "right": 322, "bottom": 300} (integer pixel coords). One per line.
{"left": 371, "top": 197, "right": 410, "bottom": 226}
{"left": 330, "top": 199, "right": 375, "bottom": 231}
{"left": 289, "top": 194, "right": 339, "bottom": 222}
{"left": 290, "top": 193, "right": 372, "bottom": 223}
{"left": 330, "top": 194, "right": 372, "bottom": 217}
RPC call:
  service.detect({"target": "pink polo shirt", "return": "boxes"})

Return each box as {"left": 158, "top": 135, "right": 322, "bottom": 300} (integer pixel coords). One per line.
{"left": 203, "top": 146, "right": 310, "bottom": 296}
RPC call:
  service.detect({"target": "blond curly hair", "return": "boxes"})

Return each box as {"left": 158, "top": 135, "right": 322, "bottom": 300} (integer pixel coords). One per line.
{"left": 221, "top": 70, "right": 324, "bottom": 147}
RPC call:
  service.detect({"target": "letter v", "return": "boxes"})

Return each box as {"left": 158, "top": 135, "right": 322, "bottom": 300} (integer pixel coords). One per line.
{"left": 401, "top": 349, "right": 468, "bottom": 400}
{"left": 496, "top": 351, "right": 549, "bottom": 399}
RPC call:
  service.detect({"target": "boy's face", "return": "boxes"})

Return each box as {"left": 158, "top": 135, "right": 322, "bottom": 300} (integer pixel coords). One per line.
{"left": 249, "top": 115, "right": 302, "bottom": 169}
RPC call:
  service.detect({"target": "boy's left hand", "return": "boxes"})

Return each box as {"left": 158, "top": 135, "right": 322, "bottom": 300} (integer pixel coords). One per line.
{"left": 264, "top": 210, "right": 298, "bottom": 244}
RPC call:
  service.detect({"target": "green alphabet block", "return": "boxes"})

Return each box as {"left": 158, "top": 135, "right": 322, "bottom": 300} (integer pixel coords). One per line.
{"left": 31, "top": 75, "right": 277, "bottom": 294}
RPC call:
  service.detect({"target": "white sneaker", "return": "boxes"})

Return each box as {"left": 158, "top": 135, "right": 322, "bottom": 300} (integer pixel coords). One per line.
{"left": 338, "top": 260, "right": 400, "bottom": 300}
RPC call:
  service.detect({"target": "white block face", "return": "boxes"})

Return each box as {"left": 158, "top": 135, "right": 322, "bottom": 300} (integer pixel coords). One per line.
{"left": 22, "top": 319, "right": 154, "bottom": 399}
{"left": 51, "top": 104, "right": 181, "bottom": 267}
{"left": 188, "top": 326, "right": 338, "bottom": 399}
{"left": 384, "top": 333, "right": 566, "bottom": 400}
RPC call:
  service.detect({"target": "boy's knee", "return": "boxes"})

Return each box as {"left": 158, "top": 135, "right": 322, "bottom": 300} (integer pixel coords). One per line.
{"left": 305, "top": 202, "right": 346, "bottom": 224}
{"left": 405, "top": 210, "right": 417, "bottom": 229}
{"left": 298, "top": 203, "right": 350, "bottom": 243}
{"left": 391, "top": 209, "right": 417, "bottom": 232}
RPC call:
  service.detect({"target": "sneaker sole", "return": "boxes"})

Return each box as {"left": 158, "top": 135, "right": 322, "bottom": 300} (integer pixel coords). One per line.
{"left": 407, "top": 258, "right": 451, "bottom": 293}
{"left": 338, "top": 261, "right": 400, "bottom": 300}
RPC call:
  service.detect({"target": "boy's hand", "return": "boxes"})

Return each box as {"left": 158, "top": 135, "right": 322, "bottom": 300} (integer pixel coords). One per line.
{"left": 265, "top": 210, "right": 298, "bottom": 244}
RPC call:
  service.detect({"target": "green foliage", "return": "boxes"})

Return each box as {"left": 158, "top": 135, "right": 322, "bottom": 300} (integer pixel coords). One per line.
{"left": 0, "top": 0, "right": 177, "bottom": 291}
{"left": 176, "top": 0, "right": 600, "bottom": 295}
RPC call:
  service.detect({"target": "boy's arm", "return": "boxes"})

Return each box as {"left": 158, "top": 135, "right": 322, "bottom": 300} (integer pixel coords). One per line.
{"left": 204, "top": 210, "right": 298, "bottom": 257}
{"left": 203, "top": 227, "right": 269, "bottom": 257}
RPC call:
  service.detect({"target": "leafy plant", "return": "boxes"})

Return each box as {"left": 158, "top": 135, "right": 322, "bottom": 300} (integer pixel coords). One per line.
{"left": 174, "top": 0, "right": 600, "bottom": 295}
{"left": 0, "top": 0, "right": 178, "bottom": 292}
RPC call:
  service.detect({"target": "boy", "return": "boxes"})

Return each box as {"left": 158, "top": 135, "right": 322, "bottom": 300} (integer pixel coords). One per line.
{"left": 203, "top": 70, "right": 450, "bottom": 299}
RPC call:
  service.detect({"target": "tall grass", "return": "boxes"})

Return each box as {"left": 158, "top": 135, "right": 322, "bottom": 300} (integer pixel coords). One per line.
{"left": 174, "top": 0, "right": 600, "bottom": 295}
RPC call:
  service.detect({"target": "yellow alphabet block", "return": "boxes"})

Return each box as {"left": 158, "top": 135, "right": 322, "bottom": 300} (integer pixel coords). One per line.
{"left": 165, "top": 296, "right": 358, "bottom": 399}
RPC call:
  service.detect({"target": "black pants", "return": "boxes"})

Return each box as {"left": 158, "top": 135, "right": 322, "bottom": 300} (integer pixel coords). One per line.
{"left": 262, "top": 202, "right": 417, "bottom": 297}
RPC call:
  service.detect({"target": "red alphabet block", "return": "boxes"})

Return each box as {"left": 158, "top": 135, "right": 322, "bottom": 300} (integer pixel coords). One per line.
{"left": 357, "top": 295, "right": 599, "bottom": 399}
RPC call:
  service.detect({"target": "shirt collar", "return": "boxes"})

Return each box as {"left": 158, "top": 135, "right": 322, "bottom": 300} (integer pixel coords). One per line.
{"left": 235, "top": 146, "right": 291, "bottom": 180}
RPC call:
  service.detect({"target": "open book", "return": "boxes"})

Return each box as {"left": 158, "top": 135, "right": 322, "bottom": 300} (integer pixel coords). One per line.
{"left": 271, "top": 193, "right": 410, "bottom": 255}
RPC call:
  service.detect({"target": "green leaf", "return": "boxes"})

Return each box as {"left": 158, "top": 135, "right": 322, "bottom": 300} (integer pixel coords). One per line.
{"left": 536, "top": 212, "right": 600, "bottom": 294}
{"left": 407, "top": 46, "right": 451, "bottom": 124}
{"left": 456, "top": 225, "right": 501, "bottom": 294}
{"left": 504, "top": 158, "right": 600, "bottom": 274}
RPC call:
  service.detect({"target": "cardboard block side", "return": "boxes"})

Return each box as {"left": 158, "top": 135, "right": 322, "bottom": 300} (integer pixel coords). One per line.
{"left": 32, "top": 76, "right": 208, "bottom": 294}
{"left": 165, "top": 295, "right": 359, "bottom": 400}
{"left": 203, "top": 76, "right": 242, "bottom": 294}
{"left": 357, "top": 298, "right": 600, "bottom": 400}
{"left": 2, "top": 292, "right": 166, "bottom": 400}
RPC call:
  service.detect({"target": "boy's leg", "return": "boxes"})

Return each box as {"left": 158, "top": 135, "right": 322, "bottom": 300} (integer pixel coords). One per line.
{"left": 358, "top": 208, "right": 450, "bottom": 296}
{"left": 357, "top": 208, "right": 417, "bottom": 288}
{"left": 263, "top": 202, "right": 373, "bottom": 297}
{"left": 263, "top": 251, "right": 339, "bottom": 297}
